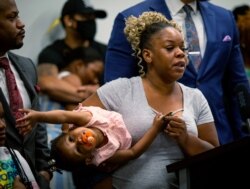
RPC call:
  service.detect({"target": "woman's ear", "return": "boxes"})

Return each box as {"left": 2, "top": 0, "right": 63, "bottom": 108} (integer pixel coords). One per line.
{"left": 142, "top": 49, "right": 152, "bottom": 64}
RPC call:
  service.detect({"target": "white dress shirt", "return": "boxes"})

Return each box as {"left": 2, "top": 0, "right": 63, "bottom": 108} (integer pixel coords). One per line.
{"left": 0, "top": 54, "right": 31, "bottom": 109}
{"left": 165, "top": 0, "right": 207, "bottom": 57}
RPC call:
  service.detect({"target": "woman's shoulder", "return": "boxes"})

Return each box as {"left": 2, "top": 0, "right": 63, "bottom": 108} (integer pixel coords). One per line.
{"left": 179, "top": 83, "right": 205, "bottom": 101}
{"left": 97, "top": 77, "right": 141, "bottom": 107}
{"left": 179, "top": 83, "right": 203, "bottom": 94}
{"left": 104, "top": 76, "right": 140, "bottom": 87}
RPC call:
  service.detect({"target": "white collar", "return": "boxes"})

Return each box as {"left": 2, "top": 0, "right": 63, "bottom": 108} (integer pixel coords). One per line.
{"left": 0, "top": 54, "right": 8, "bottom": 59}
{"left": 166, "top": 0, "right": 198, "bottom": 16}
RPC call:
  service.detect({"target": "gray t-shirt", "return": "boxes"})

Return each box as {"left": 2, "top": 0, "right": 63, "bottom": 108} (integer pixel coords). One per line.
{"left": 97, "top": 76, "right": 213, "bottom": 189}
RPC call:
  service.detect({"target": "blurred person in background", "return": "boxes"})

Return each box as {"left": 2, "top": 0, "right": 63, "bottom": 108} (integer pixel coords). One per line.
{"left": 59, "top": 46, "right": 104, "bottom": 110}
{"left": 37, "top": 0, "right": 107, "bottom": 106}
{"left": 233, "top": 5, "right": 250, "bottom": 82}
{"left": 232, "top": 4, "right": 250, "bottom": 22}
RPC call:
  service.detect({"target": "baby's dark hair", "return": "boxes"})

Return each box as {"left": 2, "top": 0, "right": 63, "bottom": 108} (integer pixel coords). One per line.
{"left": 50, "top": 133, "right": 82, "bottom": 171}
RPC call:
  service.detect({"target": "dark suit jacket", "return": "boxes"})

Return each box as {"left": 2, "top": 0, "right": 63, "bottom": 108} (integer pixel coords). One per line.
{"left": 104, "top": 0, "right": 250, "bottom": 144}
{"left": 1, "top": 52, "right": 51, "bottom": 189}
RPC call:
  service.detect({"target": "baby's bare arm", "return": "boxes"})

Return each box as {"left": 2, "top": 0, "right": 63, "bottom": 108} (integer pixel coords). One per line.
{"left": 16, "top": 109, "right": 92, "bottom": 130}
{"left": 107, "top": 114, "right": 165, "bottom": 165}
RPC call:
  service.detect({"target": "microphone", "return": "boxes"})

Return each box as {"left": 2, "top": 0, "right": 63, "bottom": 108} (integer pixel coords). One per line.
{"left": 234, "top": 84, "right": 250, "bottom": 133}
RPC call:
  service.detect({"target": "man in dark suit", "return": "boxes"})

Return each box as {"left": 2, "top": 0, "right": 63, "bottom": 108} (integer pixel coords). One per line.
{"left": 0, "top": 0, "right": 51, "bottom": 188}
{"left": 104, "top": 0, "right": 250, "bottom": 145}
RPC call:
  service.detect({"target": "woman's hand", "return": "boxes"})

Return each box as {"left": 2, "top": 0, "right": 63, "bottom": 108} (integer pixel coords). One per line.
{"left": 164, "top": 116, "right": 188, "bottom": 145}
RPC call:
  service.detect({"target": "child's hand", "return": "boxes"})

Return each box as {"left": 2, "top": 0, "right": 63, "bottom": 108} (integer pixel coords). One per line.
{"left": 152, "top": 114, "right": 167, "bottom": 132}
{"left": 16, "top": 109, "right": 37, "bottom": 136}
{"left": 13, "top": 176, "right": 26, "bottom": 189}
{"left": 85, "top": 155, "right": 94, "bottom": 165}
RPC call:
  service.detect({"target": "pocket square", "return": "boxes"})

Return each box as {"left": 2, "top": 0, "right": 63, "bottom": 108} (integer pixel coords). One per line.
{"left": 222, "top": 35, "right": 231, "bottom": 42}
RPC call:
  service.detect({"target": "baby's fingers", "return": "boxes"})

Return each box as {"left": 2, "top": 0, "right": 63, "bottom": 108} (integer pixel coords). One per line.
{"left": 18, "top": 125, "right": 32, "bottom": 136}
{"left": 16, "top": 117, "right": 26, "bottom": 123}
{"left": 16, "top": 120, "right": 30, "bottom": 128}
{"left": 18, "top": 108, "right": 30, "bottom": 114}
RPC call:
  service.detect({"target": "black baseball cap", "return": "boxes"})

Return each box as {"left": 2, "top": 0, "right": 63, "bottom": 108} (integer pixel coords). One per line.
{"left": 61, "top": 0, "right": 107, "bottom": 19}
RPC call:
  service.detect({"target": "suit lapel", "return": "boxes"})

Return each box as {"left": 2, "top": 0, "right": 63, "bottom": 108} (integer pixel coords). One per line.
{"left": 0, "top": 87, "right": 22, "bottom": 144}
{"left": 8, "top": 53, "right": 36, "bottom": 101}
{"left": 197, "top": 2, "right": 217, "bottom": 79}
{"left": 148, "top": 0, "right": 172, "bottom": 19}
{"left": 8, "top": 53, "right": 37, "bottom": 143}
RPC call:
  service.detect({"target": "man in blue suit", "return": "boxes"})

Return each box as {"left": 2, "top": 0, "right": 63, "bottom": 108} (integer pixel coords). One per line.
{"left": 104, "top": 0, "right": 250, "bottom": 145}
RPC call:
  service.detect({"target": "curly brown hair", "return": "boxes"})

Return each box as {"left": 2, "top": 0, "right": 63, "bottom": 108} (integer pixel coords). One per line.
{"left": 124, "top": 11, "right": 182, "bottom": 76}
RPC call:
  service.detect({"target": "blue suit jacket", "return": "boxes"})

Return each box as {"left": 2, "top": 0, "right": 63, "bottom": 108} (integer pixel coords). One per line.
{"left": 1, "top": 52, "right": 51, "bottom": 189}
{"left": 105, "top": 0, "right": 250, "bottom": 144}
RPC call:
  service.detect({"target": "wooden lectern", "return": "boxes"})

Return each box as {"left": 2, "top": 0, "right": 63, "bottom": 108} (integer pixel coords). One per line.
{"left": 166, "top": 136, "right": 250, "bottom": 189}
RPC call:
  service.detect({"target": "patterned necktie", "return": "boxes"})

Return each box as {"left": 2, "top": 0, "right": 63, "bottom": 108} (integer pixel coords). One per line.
{"left": 183, "top": 5, "right": 202, "bottom": 71}
{"left": 0, "top": 57, "right": 24, "bottom": 120}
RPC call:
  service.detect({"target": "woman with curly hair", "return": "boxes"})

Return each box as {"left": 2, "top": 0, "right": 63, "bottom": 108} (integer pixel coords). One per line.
{"left": 79, "top": 11, "right": 219, "bottom": 188}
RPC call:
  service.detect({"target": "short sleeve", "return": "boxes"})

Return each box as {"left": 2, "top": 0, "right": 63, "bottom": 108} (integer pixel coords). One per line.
{"left": 97, "top": 78, "right": 130, "bottom": 111}
{"left": 194, "top": 89, "right": 214, "bottom": 125}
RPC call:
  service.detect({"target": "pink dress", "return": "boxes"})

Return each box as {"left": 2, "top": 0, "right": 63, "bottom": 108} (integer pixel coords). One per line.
{"left": 71, "top": 105, "right": 132, "bottom": 166}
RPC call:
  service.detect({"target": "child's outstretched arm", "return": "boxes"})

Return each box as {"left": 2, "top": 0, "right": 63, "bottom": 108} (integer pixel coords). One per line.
{"left": 105, "top": 114, "right": 166, "bottom": 166}
{"left": 16, "top": 109, "right": 92, "bottom": 135}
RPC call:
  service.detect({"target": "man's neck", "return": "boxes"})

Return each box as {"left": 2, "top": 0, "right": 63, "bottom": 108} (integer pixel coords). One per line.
{"left": 64, "top": 34, "right": 90, "bottom": 49}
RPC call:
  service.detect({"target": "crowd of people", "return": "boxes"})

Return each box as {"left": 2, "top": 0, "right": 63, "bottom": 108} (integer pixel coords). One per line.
{"left": 0, "top": 0, "right": 249, "bottom": 189}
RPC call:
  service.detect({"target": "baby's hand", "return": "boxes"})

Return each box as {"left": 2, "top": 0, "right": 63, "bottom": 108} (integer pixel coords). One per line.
{"left": 16, "top": 109, "right": 36, "bottom": 136}
{"left": 152, "top": 114, "right": 167, "bottom": 132}
{"left": 13, "top": 176, "right": 26, "bottom": 189}
{"left": 85, "top": 155, "right": 94, "bottom": 165}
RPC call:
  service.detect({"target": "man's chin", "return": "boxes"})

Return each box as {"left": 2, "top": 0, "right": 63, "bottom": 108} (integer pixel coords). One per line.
{"left": 12, "top": 42, "right": 24, "bottom": 50}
